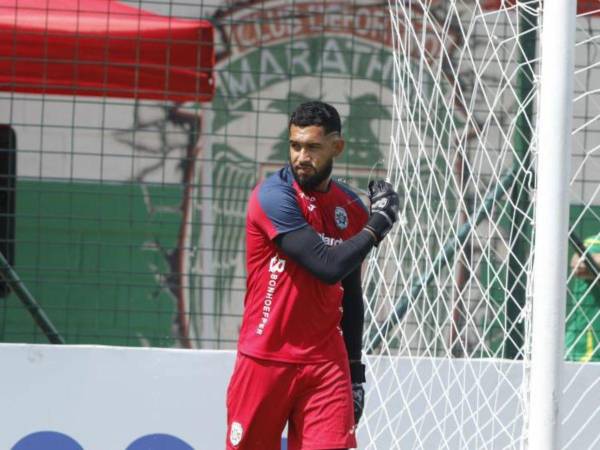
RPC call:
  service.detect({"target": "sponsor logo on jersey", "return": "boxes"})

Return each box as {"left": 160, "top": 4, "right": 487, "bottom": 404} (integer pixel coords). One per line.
{"left": 230, "top": 421, "right": 243, "bottom": 446}
{"left": 335, "top": 206, "right": 348, "bottom": 229}
{"left": 258, "top": 256, "right": 286, "bottom": 335}
{"left": 299, "top": 192, "right": 316, "bottom": 202}
{"left": 269, "top": 255, "right": 286, "bottom": 273}
{"left": 319, "top": 232, "right": 343, "bottom": 247}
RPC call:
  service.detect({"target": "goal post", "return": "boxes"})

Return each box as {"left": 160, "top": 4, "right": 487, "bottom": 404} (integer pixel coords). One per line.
{"left": 528, "top": 0, "right": 576, "bottom": 448}
{"left": 360, "top": 1, "right": 599, "bottom": 448}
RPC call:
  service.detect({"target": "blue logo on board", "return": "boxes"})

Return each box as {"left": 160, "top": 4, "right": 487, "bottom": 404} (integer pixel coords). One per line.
{"left": 12, "top": 431, "right": 288, "bottom": 449}
{"left": 12, "top": 431, "right": 83, "bottom": 450}
{"left": 126, "top": 434, "right": 193, "bottom": 450}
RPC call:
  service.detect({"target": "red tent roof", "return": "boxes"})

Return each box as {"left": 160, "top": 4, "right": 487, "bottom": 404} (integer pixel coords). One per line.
{"left": 0, "top": 0, "right": 214, "bottom": 102}
{"left": 483, "top": 0, "right": 600, "bottom": 16}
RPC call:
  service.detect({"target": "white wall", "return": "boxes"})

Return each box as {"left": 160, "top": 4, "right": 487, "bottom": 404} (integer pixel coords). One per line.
{"left": 1, "top": 344, "right": 600, "bottom": 449}
{"left": 0, "top": 344, "right": 234, "bottom": 450}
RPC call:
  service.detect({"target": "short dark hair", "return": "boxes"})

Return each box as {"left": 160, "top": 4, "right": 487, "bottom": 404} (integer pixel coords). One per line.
{"left": 289, "top": 101, "right": 341, "bottom": 135}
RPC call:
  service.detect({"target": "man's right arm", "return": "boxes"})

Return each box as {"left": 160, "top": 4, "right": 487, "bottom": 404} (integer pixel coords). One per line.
{"left": 275, "top": 226, "right": 375, "bottom": 285}
{"left": 258, "top": 177, "right": 399, "bottom": 284}
{"left": 274, "top": 180, "right": 399, "bottom": 284}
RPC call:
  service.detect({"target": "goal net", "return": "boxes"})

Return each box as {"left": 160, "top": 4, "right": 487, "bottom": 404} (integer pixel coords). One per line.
{"left": 361, "top": 1, "right": 600, "bottom": 448}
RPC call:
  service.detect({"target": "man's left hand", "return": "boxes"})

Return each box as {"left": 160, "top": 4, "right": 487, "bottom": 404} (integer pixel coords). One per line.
{"left": 352, "top": 382, "right": 365, "bottom": 424}
{"left": 350, "top": 361, "right": 366, "bottom": 424}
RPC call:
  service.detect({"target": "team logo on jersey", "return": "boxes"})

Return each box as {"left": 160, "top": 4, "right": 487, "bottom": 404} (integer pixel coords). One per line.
{"left": 230, "top": 421, "right": 243, "bottom": 446}
{"left": 335, "top": 206, "right": 349, "bottom": 229}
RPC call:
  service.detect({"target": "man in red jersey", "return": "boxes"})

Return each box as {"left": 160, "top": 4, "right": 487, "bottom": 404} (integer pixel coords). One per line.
{"left": 226, "top": 101, "right": 399, "bottom": 450}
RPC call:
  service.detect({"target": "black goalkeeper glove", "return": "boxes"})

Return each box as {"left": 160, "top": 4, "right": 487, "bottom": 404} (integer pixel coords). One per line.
{"left": 365, "top": 180, "right": 400, "bottom": 244}
{"left": 352, "top": 383, "right": 365, "bottom": 425}
{"left": 350, "top": 361, "right": 366, "bottom": 425}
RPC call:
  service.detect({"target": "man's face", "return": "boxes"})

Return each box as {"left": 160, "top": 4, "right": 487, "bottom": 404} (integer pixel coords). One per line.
{"left": 289, "top": 125, "right": 344, "bottom": 192}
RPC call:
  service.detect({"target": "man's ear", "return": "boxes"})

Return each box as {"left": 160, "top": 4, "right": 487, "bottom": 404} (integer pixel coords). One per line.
{"left": 333, "top": 137, "right": 345, "bottom": 158}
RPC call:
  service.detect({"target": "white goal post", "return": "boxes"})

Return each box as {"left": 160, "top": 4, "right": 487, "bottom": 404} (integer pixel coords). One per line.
{"left": 528, "top": 1, "right": 575, "bottom": 448}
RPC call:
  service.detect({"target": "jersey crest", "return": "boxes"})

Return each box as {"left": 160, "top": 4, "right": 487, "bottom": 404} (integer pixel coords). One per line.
{"left": 229, "top": 421, "right": 243, "bottom": 446}
{"left": 335, "top": 206, "right": 349, "bottom": 229}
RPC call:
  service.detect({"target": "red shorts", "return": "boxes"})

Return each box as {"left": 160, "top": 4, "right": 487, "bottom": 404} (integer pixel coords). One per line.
{"left": 226, "top": 353, "right": 357, "bottom": 450}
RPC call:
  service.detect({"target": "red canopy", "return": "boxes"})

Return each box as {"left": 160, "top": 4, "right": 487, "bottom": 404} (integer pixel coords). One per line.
{"left": 0, "top": 0, "right": 214, "bottom": 102}
{"left": 483, "top": 0, "right": 600, "bottom": 16}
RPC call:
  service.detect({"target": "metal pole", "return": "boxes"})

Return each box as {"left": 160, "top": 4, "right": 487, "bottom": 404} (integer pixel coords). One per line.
{"left": 0, "top": 251, "right": 64, "bottom": 344}
{"left": 528, "top": 0, "right": 576, "bottom": 448}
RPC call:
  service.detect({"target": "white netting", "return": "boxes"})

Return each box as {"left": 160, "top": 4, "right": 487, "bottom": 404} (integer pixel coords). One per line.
{"left": 361, "top": 1, "right": 600, "bottom": 449}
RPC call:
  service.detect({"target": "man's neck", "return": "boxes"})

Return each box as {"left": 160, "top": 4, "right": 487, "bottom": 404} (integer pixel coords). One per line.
{"left": 314, "top": 177, "right": 332, "bottom": 193}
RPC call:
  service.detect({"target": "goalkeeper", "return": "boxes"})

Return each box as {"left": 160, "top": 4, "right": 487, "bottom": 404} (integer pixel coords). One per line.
{"left": 225, "top": 101, "right": 399, "bottom": 450}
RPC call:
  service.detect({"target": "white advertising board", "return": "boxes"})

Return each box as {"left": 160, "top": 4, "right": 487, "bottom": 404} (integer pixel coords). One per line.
{"left": 1, "top": 344, "right": 600, "bottom": 449}
{"left": 0, "top": 345, "right": 234, "bottom": 450}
